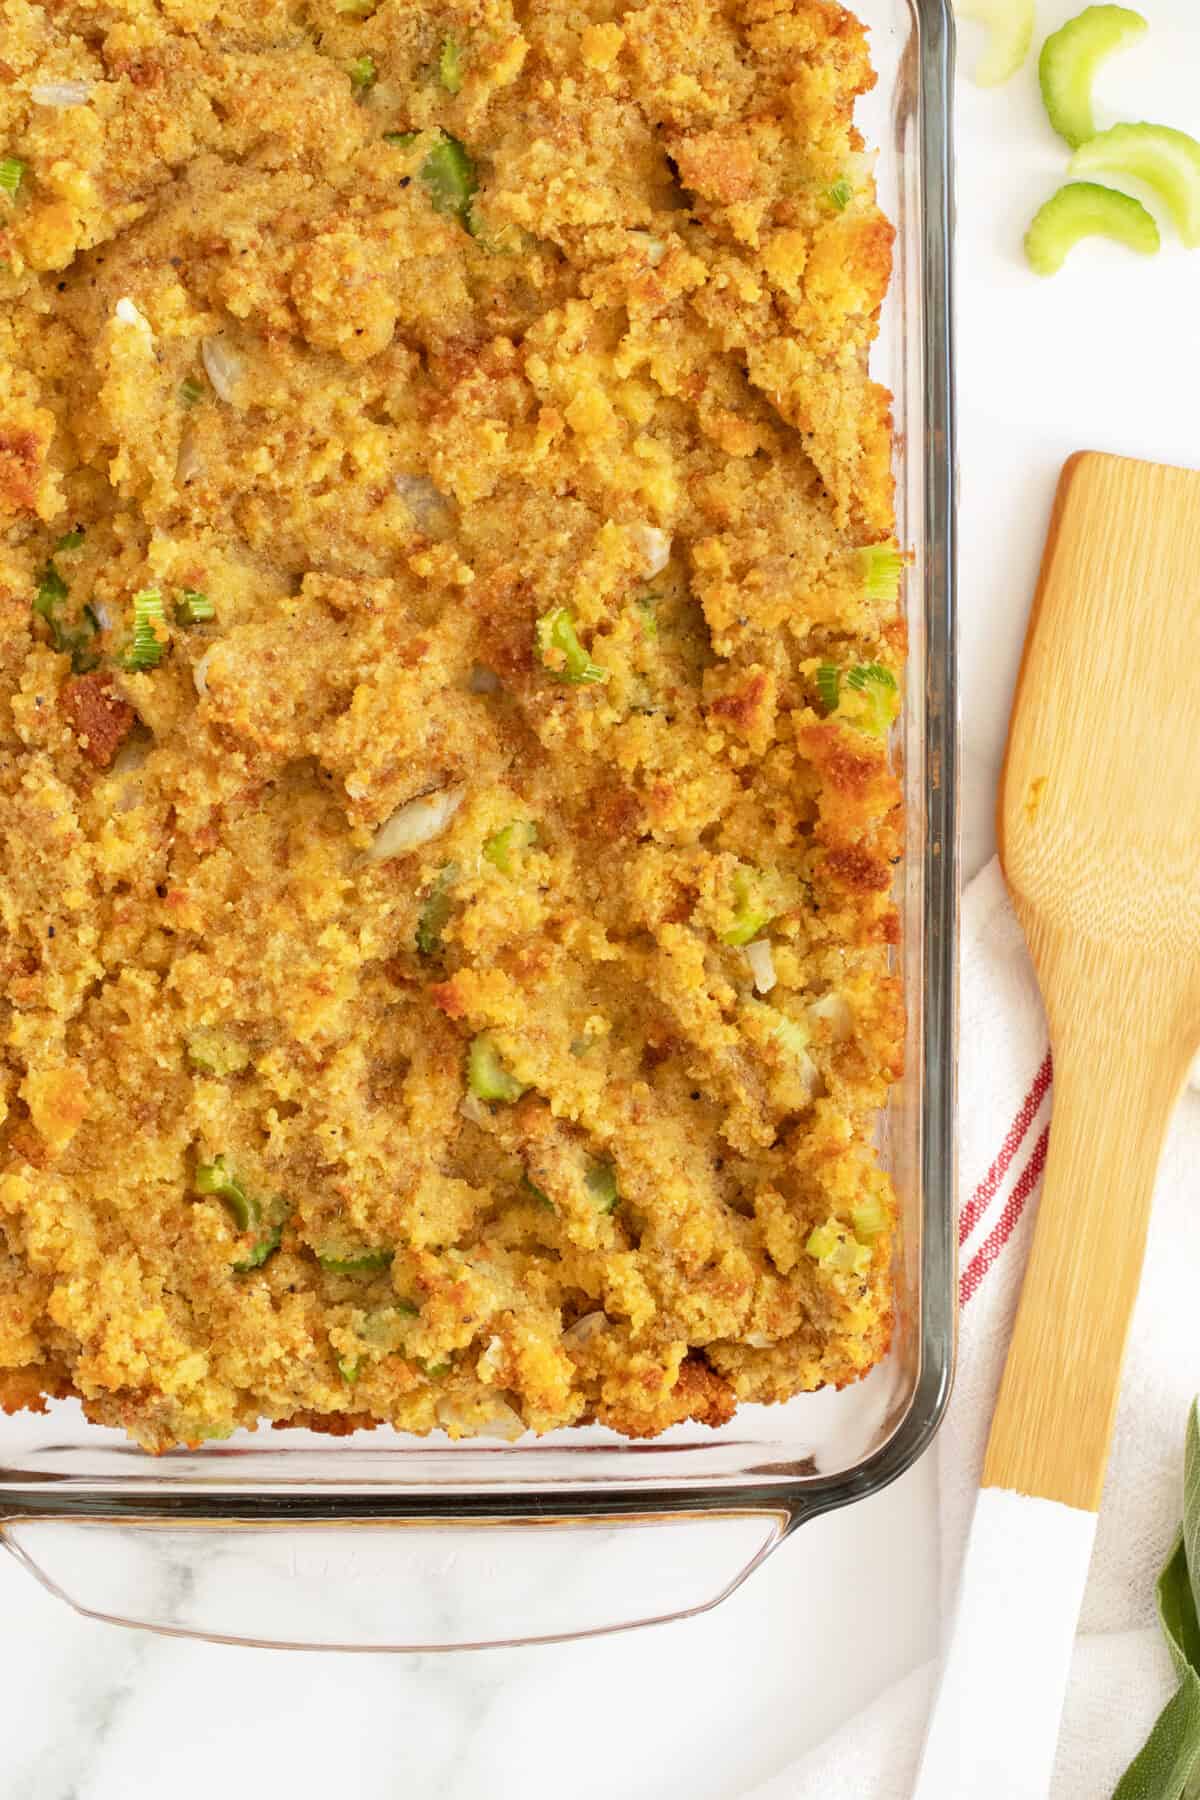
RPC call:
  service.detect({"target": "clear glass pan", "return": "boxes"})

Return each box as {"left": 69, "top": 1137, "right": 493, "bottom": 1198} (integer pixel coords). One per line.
{"left": 0, "top": 0, "right": 958, "bottom": 1651}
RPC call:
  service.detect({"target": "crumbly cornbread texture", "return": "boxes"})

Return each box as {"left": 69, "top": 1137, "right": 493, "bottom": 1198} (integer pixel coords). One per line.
{"left": 0, "top": 0, "right": 903, "bottom": 1451}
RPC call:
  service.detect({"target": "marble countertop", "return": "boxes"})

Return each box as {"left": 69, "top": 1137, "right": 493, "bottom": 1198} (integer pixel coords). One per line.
{"left": 5, "top": 5, "right": 1200, "bottom": 1794}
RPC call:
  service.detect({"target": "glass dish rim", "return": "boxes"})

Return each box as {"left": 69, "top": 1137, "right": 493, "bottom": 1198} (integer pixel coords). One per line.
{"left": 0, "top": 0, "right": 958, "bottom": 1538}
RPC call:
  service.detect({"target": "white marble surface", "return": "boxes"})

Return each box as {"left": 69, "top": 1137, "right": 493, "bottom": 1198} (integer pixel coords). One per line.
{"left": 5, "top": 5, "right": 1200, "bottom": 1794}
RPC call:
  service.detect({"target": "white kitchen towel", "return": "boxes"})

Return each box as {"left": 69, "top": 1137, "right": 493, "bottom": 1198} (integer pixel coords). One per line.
{"left": 744, "top": 855, "right": 1200, "bottom": 1800}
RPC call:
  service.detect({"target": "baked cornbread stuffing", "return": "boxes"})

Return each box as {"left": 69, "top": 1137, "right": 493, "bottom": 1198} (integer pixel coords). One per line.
{"left": 0, "top": 0, "right": 904, "bottom": 1452}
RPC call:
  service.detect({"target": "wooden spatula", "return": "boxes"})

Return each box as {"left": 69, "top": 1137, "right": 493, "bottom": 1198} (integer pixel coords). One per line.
{"left": 916, "top": 452, "right": 1200, "bottom": 1800}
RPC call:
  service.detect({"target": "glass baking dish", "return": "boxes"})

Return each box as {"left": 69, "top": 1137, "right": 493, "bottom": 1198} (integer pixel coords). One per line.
{"left": 0, "top": 0, "right": 957, "bottom": 1651}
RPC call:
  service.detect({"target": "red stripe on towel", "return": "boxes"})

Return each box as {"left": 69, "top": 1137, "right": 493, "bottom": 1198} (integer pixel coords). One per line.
{"left": 959, "top": 1123, "right": 1051, "bottom": 1307}
{"left": 958, "top": 1050, "right": 1053, "bottom": 1247}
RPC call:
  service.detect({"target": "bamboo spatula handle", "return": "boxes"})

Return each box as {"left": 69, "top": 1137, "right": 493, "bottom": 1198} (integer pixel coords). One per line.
{"left": 916, "top": 956, "right": 1193, "bottom": 1800}
{"left": 984, "top": 959, "right": 1191, "bottom": 1512}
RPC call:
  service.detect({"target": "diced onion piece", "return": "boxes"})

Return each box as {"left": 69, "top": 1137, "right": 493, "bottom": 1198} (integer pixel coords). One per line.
{"left": 744, "top": 1331, "right": 775, "bottom": 1349}
{"left": 468, "top": 663, "right": 502, "bottom": 694}
{"left": 477, "top": 1334, "right": 505, "bottom": 1379}
{"left": 114, "top": 297, "right": 151, "bottom": 332}
{"left": 627, "top": 230, "right": 667, "bottom": 266}
{"left": 367, "top": 786, "right": 464, "bottom": 861}
{"left": 744, "top": 938, "right": 776, "bottom": 995}
{"left": 394, "top": 472, "right": 450, "bottom": 531}
{"left": 192, "top": 643, "right": 224, "bottom": 698}
{"left": 177, "top": 432, "right": 206, "bottom": 485}
{"left": 30, "top": 79, "right": 93, "bottom": 107}
{"left": 630, "top": 522, "right": 671, "bottom": 577}
{"left": 459, "top": 1092, "right": 492, "bottom": 1129}
{"left": 436, "top": 1392, "right": 525, "bottom": 1440}
{"left": 808, "top": 990, "right": 853, "bottom": 1041}
{"left": 201, "top": 335, "right": 242, "bottom": 403}
{"left": 564, "top": 1311, "right": 611, "bottom": 1347}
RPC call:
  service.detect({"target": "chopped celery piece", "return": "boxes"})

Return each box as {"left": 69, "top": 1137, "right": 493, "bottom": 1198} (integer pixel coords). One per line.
{"left": 194, "top": 1156, "right": 256, "bottom": 1232}
{"left": 1071, "top": 123, "right": 1200, "bottom": 248}
{"left": 826, "top": 178, "right": 852, "bottom": 211}
{"left": 338, "top": 1355, "right": 361, "bottom": 1383}
{"left": 721, "top": 865, "right": 775, "bottom": 947}
{"left": 859, "top": 543, "right": 904, "bottom": 602}
{"left": 384, "top": 130, "right": 419, "bottom": 149}
{"left": 420, "top": 134, "right": 477, "bottom": 227}
{"left": 484, "top": 820, "right": 537, "bottom": 875}
{"left": 636, "top": 593, "right": 659, "bottom": 639}
{"left": 176, "top": 589, "right": 214, "bottom": 626}
{"left": 806, "top": 1222, "right": 839, "bottom": 1262}
{"left": 424, "top": 1359, "right": 452, "bottom": 1378}
{"left": 467, "top": 1032, "right": 525, "bottom": 1103}
{"left": 186, "top": 1028, "right": 248, "bottom": 1076}
{"left": 842, "top": 663, "right": 899, "bottom": 737}
{"left": 807, "top": 1221, "right": 870, "bottom": 1274}
{"left": 1025, "top": 181, "right": 1159, "bottom": 274}
{"left": 348, "top": 54, "right": 376, "bottom": 94}
{"left": 1039, "top": 6, "right": 1148, "bottom": 149}
{"left": 54, "top": 529, "right": 84, "bottom": 552}
{"left": 585, "top": 1158, "right": 619, "bottom": 1214}
{"left": 0, "top": 156, "right": 24, "bottom": 196}
{"left": 317, "top": 1247, "right": 394, "bottom": 1275}
{"left": 233, "top": 1220, "right": 282, "bottom": 1274}
{"left": 415, "top": 861, "right": 458, "bottom": 955}
{"left": 439, "top": 35, "right": 464, "bottom": 93}
{"left": 535, "top": 606, "right": 609, "bottom": 684}
{"left": 762, "top": 1008, "right": 811, "bottom": 1062}
{"left": 816, "top": 663, "right": 840, "bottom": 714}
{"left": 852, "top": 1195, "right": 888, "bottom": 1241}
{"left": 521, "top": 1173, "right": 555, "bottom": 1211}
{"left": 179, "top": 375, "right": 204, "bottom": 405}
{"left": 956, "top": 0, "right": 1035, "bottom": 87}
{"left": 122, "top": 587, "right": 168, "bottom": 671}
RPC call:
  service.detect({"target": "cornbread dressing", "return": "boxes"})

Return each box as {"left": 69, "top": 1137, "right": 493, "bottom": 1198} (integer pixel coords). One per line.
{"left": 0, "top": 0, "right": 904, "bottom": 1451}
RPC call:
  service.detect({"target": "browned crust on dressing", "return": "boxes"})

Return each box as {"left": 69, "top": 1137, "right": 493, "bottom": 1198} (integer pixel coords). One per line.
{"left": 0, "top": 0, "right": 902, "bottom": 1452}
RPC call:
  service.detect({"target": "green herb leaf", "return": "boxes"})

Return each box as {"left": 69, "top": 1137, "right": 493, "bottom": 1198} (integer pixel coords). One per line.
{"left": 1114, "top": 1401, "right": 1200, "bottom": 1799}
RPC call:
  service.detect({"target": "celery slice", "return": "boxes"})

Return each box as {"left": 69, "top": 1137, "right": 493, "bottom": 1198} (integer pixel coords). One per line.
{"left": 484, "top": 820, "right": 537, "bottom": 875}
{"left": 439, "top": 36, "right": 464, "bottom": 94}
{"left": 1039, "top": 6, "right": 1148, "bottom": 149}
{"left": 1025, "top": 180, "right": 1160, "bottom": 274}
{"left": 318, "top": 1247, "right": 393, "bottom": 1275}
{"left": 195, "top": 1156, "right": 256, "bottom": 1232}
{"left": 535, "top": 606, "right": 609, "bottom": 684}
{"left": 420, "top": 134, "right": 477, "bottom": 227}
{"left": 1071, "top": 123, "right": 1200, "bottom": 248}
{"left": 956, "top": 0, "right": 1035, "bottom": 86}
{"left": 721, "top": 865, "right": 775, "bottom": 947}
{"left": 415, "top": 861, "right": 459, "bottom": 955}
{"left": 859, "top": 543, "right": 904, "bottom": 602}
{"left": 467, "top": 1033, "right": 525, "bottom": 1103}
{"left": 585, "top": 1158, "right": 619, "bottom": 1214}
